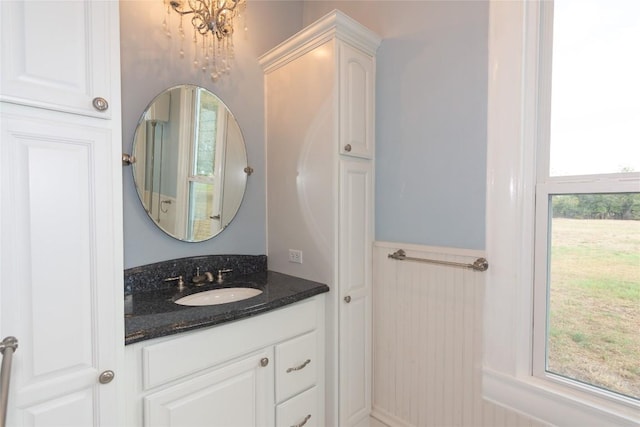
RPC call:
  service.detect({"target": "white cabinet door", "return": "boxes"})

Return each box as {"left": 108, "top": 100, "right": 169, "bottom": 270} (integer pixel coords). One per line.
{"left": 144, "top": 349, "right": 275, "bottom": 427}
{"left": 0, "top": 0, "right": 118, "bottom": 119}
{"left": 0, "top": 104, "right": 123, "bottom": 426}
{"left": 338, "top": 159, "right": 373, "bottom": 426}
{"left": 339, "top": 42, "right": 375, "bottom": 159}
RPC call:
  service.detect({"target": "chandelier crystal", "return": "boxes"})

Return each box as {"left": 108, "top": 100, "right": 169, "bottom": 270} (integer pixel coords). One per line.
{"left": 162, "top": 0, "right": 247, "bottom": 81}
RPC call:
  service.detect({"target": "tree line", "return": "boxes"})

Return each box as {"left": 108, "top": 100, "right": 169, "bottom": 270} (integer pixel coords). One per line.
{"left": 552, "top": 193, "right": 640, "bottom": 220}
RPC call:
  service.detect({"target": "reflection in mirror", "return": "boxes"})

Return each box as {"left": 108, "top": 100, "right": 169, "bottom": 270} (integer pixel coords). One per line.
{"left": 132, "top": 85, "right": 249, "bottom": 242}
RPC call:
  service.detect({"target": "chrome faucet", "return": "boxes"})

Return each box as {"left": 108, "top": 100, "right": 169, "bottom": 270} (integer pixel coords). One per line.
{"left": 192, "top": 267, "right": 214, "bottom": 286}
{"left": 164, "top": 275, "right": 186, "bottom": 291}
{"left": 216, "top": 269, "right": 233, "bottom": 283}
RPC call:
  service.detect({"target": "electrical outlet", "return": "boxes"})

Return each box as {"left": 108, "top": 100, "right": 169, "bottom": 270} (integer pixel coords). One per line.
{"left": 288, "top": 249, "right": 303, "bottom": 264}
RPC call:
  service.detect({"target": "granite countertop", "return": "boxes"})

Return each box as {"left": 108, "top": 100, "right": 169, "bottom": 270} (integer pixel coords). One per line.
{"left": 124, "top": 270, "right": 329, "bottom": 345}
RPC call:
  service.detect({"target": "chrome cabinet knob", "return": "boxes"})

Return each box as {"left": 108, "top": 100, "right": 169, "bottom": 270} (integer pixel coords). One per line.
{"left": 344, "top": 144, "right": 352, "bottom": 152}
{"left": 344, "top": 295, "right": 351, "bottom": 303}
{"left": 98, "top": 370, "right": 115, "bottom": 384}
{"left": 92, "top": 97, "right": 109, "bottom": 111}
{"left": 260, "top": 357, "right": 269, "bottom": 367}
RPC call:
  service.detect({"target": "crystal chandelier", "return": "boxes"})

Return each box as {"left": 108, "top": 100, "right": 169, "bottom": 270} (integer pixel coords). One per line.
{"left": 162, "top": 0, "right": 247, "bottom": 81}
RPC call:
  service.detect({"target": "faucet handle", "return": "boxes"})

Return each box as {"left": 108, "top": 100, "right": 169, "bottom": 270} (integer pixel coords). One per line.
{"left": 216, "top": 269, "right": 233, "bottom": 283}
{"left": 165, "top": 275, "right": 186, "bottom": 291}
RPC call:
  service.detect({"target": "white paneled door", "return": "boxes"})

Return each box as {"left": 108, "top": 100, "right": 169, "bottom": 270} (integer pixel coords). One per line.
{"left": 0, "top": 0, "right": 123, "bottom": 423}
{"left": 338, "top": 42, "right": 375, "bottom": 160}
{"left": 0, "top": 104, "right": 123, "bottom": 426}
{"left": 339, "top": 159, "right": 373, "bottom": 427}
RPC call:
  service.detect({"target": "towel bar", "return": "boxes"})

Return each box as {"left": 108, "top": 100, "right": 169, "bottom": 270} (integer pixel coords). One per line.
{"left": 388, "top": 249, "right": 488, "bottom": 272}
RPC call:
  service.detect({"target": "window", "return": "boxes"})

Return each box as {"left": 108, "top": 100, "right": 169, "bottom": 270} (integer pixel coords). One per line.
{"left": 483, "top": 1, "right": 640, "bottom": 425}
{"left": 186, "top": 88, "right": 224, "bottom": 241}
{"left": 533, "top": 0, "right": 640, "bottom": 404}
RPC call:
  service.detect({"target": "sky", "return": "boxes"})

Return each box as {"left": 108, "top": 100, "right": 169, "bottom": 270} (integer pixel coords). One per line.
{"left": 549, "top": 0, "right": 640, "bottom": 177}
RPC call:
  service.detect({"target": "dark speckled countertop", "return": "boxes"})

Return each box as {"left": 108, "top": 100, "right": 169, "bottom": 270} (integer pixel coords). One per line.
{"left": 124, "top": 270, "right": 329, "bottom": 345}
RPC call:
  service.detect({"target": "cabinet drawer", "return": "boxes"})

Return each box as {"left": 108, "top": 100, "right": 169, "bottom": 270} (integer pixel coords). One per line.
{"left": 141, "top": 298, "right": 318, "bottom": 390}
{"left": 276, "top": 386, "right": 318, "bottom": 427}
{"left": 275, "top": 331, "right": 317, "bottom": 402}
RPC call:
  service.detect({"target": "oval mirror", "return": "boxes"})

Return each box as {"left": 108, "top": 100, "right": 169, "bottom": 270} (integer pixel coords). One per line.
{"left": 131, "top": 85, "right": 250, "bottom": 242}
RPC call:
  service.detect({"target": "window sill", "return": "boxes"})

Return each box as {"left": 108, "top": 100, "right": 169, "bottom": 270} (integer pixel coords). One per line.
{"left": 483, "top": 368, "right": 640, "bottom": 427}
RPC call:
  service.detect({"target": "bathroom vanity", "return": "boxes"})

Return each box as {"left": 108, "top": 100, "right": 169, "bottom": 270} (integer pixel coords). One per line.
{"left": 123, "top": 256, "right": 328, "bottom": 426}
{"left": 125, "top": 296, "right": 325, "bottom": 426}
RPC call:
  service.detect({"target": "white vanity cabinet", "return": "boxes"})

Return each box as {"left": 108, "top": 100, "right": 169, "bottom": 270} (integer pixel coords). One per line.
{"left": 0, "top": 1, "right": 123, "bottom": 425}
{"left": 260, "top": 10, "right": 380, "bottom": 427}
{"left": 124, "top": 296, "right": 325, "bottom": 427}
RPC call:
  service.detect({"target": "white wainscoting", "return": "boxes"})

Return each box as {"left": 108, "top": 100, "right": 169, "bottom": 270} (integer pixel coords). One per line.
{"left": 371, "top": 241, "right": 548, "bottom": 427}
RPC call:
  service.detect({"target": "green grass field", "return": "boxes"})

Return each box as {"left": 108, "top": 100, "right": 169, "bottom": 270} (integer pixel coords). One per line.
{"left": 547, "top": 218, "right": 640, "bottom": 399}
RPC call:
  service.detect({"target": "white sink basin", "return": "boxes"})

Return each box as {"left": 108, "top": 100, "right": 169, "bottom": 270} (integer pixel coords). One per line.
{"left": 175, "top": 287, "right": 263, "bottom": 306}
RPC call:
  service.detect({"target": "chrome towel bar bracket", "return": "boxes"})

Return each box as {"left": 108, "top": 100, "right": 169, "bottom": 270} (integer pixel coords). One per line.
{"left": 388, "top": 249, "right": 488, "bottom": 272}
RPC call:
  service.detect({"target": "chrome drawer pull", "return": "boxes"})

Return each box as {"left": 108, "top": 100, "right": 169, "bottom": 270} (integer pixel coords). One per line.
{"left": 286, "top": 359, "right": 311, "bottom": 373}
{"left": 291, "top": 414, "right": 311, "bottom": 427}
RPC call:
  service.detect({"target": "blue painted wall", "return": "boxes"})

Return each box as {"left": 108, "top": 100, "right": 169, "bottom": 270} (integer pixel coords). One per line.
{"left": 303, "top": 1, "right": 488, "bottom": 250}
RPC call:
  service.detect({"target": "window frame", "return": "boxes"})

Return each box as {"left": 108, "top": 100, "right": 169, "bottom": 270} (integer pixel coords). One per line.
{"left": 483, "top": 1, "right": 640, "bottom": 425}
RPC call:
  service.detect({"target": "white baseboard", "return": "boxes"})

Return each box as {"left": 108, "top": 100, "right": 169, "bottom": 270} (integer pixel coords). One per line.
{"left": 370, "top": 407, "right": 414, "bottom": 427}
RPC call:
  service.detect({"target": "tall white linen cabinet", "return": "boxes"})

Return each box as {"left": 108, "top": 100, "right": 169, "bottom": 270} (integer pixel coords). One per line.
{"left": 260, "top": 10, "right": 380, "bottom": 427}
{"left": 0, "top": 1, "right": 124, "bottom": 425}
